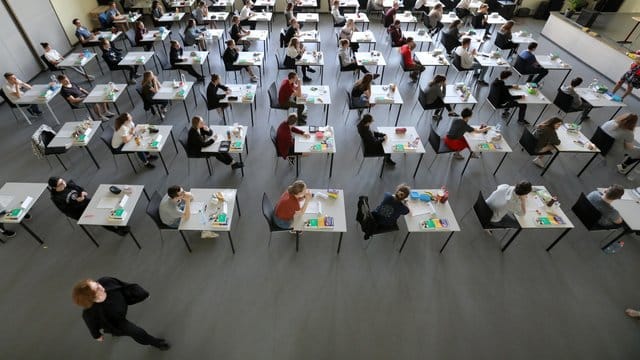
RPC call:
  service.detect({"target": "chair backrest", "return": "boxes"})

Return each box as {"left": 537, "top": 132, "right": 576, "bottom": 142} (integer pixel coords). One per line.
{"left": 274, "top": 53, "right": 287, "bottom": 70}
{"left": 473, "top": 192, "right": 494, "bottom": 228}
{"left": 269, "top": 125, "right": 278, "bottom": 153}
{"left": 451, "top": 51, "right": 464, "bottom": 71}
{"left": 571, "top": 193, "right": 604, "bottom": 231}
{"left": 135, "top": 87, "right": 152, "bottom": 111}
{"left": 178, "top": 126, "right": 189, "bottom": 152}
{"left": 518, "top": 128, "right": 539, "bottom": 155}
{"left": 98, "top": 12, "right": 111, "bottom": 29}
{"left": 279, "top": 29, "right": 286, "bottom": 48}
{"left": 268, "top": 82, "right": 281, "bottom": 108}
{"left": 40, "top": 54, "right": 59, "bottom": 72}
{"left": 100, "top": 126, "right": 118, "bottom": 153}
{"left": 125, "top": 29, "right": 137, "bottom": 48}
{"left": 494, "top": 31, "right": 508, "bottom": 49}
{"left": 513, "top": 55, "right": 529, "bottom": 74}
{"left": 553, "top": 88, "right": 575, "bottom": 113}
{"left": 590, "top": 126, "right": 615, "bottom": 156}
{"left": 261, "top": 192, "right": 276, "bottom": 228}
{"left": 0, "top": 89, "right": 18, "bottom": 108}
{"left": 440, "top": 30, "right": 459, "bottom": 53}
{"left": 145, "top": 191, "right": 167, "bottom": 229}
{"left": 39, "top": 128, "right": 57, "bottom": 147}
{"left": 428, "top": 125, "right": 442, "bottom": 153}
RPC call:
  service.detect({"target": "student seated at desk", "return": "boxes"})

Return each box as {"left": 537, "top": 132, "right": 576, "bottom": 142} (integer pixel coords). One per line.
{"left": 531, "top": 117, "right": 562, "bottom": 168}
{"left": 400, "top": 38, "right": 425, "bottom": 82}
{"left": 485, "top": 181, "right": 532, "bottom": 229}
{"left": 471, "top": 3, "right": 490, "bottom": 37}
{"left": 441, "top": 20, "right": 463, "bottom": 54}
{"left": 223, "top": 39, "right": 259, "bottom": 82}
{"left": 351, "top": 73, "right": 374, "bottom": 107}
{"left": 383, "top": 1, "right": 399, "bottom": 28}
{"left": 357, "top": 114, "right": 396, "bottom": 165}
{"left": 284, "top": 37, "right": 314, "bottom": 82}
{"left": 372, "top": 184, "right": 410, "bottom": 227}
{"left": 284, "top": 18, "right": 301, "bottom": 48}
{"left": 58, "top": 74, "right": 114, "bottom": 122}
{"left": 193, "top": 1, "right": 215, "bottom": 28}
{"left": 276, "top": 113, "right": 309, "bottom": 164}
{"left": 444, "top": 107, "right": 489, "bottom": 160}
{"left": 426, "top": 3, "right": 444, "bottom": 36}
{"left": 230, "top": 16, "right": 252, "bottom": 51}
{"left": 206, "top": 73, "right": 231, "bottom": 114}
{"left": 340, "top": 19, "right": 359, "bottom": 52}
{"left": 560, "top": 77, "right": 592, "bottom": 122}
{"left": 331, "top": 0, "right": 345, "bottom": 27}
{"left": 420, "top": 75, "right": 458, "bottom": 120}
{"left": 41, "top": 42, "right": 94, "bottom": 79}
{"left": 387, "top": 20, "right": 407, "bottom": 47}
{"left": 495, "top": 20, "right": 519, "bottom": 58}
{"left": 72, "top": 18, "right": 98, "bottom": 46}
{"left": 284, "top": 3, "right": 295, "bottom": 26}
{"left": 339, "top": 39, "right": 378, "bottom": 76}
{"left": 2, "top": 72, "right": 43, "bottom": 117}
{"left": 111, "top": 113, "right": 157, "bottom": 169}
{"left": 151, "top": 1, "right": 170, "bottom": 29}
{"left": 601, "top": 113, "right": 640, "bottom": 174}
{"left": 515, "top": 42, "right": 549, "bottom": 85}
{"left": 140, "top": 71, "right": 169, "bottom": 117}
{"left": 273, "top": 180, "right": 312, "bottom": 230}
{"left": 586, "top": 185, "right": 624, "bottom": 228}
{"left": 48, "top": 176, "right": 128, "bottom": 235}
{"left": 169, "top": 40, "right": 205, "bottom": 82}
{"left": 106, "top": 1, "right": 127, "bottom": 25}
{"left": 612, "top": 53, "right": 640, "bottom": 100}
{"left": 278, "top": 72, "right": 307, "bottom": 123}
{"left": 488, "top": 70, "right": 527, "bottom": 124}
{"left": 99, "top": 39, "right": 140, "bottom": 85}
{"left": 455, "top": 0, "right": 472, "bottom": 19}
{"left": 453, "top": 37, "right": 487, "bottom": 86}
{"left": 239, "top": 1, "right": 257, "bottom": 30}
{"left": 159, "top": 185, "right": 218, "bottom": 238}
{"left": 184, "top": 19, "right": 207, "bottom": 51}
{"left": 134, "top": 21, "right": 153, "bottom": 51}
{"left": 187, "top": 116, "right": 244, "bottom": 169}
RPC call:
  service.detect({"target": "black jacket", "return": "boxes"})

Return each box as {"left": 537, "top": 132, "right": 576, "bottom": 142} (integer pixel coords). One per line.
{"left": 169, "top": 46, "right": 184, "bottom": 66}
{"left": 357, "top": 124, "right": 385, "bottom": 156}
{"left": 206, "top": 82, "right": 229, "bottom": 110}
{"left": 223, "top": 48, "right": 239, "bottom": 69}
{"left": 187, "top": 127, "right": 215, "bottom": 156}
{"left": 101, "top": 47, "right": 124, "bottom": 69}
{"left": 356, "top": 196, "right": 377, "bottom": 240}
{"left": 50, "top": 180, "right": 90, "bottom": 220}
{"left": 488, "top": 79, "right": 519, "bottom": 107}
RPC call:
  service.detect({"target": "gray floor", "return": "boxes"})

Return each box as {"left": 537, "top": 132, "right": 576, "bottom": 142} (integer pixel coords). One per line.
{"left": 1, "top": 13, "right": 640, "bottom": 359}
{"left": 576, "top": 11, "right": 640, "bottom": 52}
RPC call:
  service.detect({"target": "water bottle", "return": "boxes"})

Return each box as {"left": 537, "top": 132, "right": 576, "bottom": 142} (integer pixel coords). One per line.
{"left": 495, "top": 124, "right": 502, "bottom": 133}
{"left": 199, "top": 209, "right": 207, "bottom": 225}
{"left": 603, "top": 240, "right": 624, "bottom": 254}
{"left": 590, "top": 78, "right": 598, "bottom": 90}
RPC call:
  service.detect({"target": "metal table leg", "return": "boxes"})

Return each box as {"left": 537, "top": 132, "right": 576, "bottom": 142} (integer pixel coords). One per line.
{"left": 179, "top": 230, "right": 192, "bottom": 252}
{"left": 413, "top": 153, "right": 424, "bottom": 178}
{"left": 296, "top": 231, "right": 300, "bottom": 252}
{"left": 170, "top": 130, "right": 178, "bottom": 153}
{"left": 227, "top": 231, "right": 236, "bottom": 254}
{"left": 545, "top": 228, "right": 571, "bottom": 252}
{"left": 501, "top": 228, "right": 522, "bottom": 252}
{"left": 439, "top": 232, "right": 455, "bottom": 253}
{"left": 159, "top": 152, "right": 169, "bottom": 175}
{"left": 79, "top": 225, "right": 100, "bottom": 247}
{"left": 239, "top": 153, "right": 245, "bottom": 177}
{"left": 20, "top": 222, "right": 44, "bottom": 245}
{"left": 540, "top": 151, "right": 559, "bottom": 176}
{"left": 296, "top": 154, "right": 300, "bottom": 177}
{"left": 394, "top": 104, "right": 402, "bottom": 126}
{"left": 399, "top": 232, "right": 411, "bottom": 253}
{"left": 460, "top": 153, "right": 472, "bottom": 176}
{"left": 85, "top": 147, "right": 101, "bottom": 169}
{"left": 493, "top": 153, "right": 508, "bottom": 176}
{"left": 129, "top": 229, "right": 142, "bottom": 249}
{"left": 329, "top": 153, "right": 334, "bottom": 178}
{"left": 577, "top": 153, "right": 598, "bottom": 177}
{"left": 46, "top": 103, "right": 60, "bottom": 125}
{"left": 336, "top": 232, "right": 343, "bottom": 254}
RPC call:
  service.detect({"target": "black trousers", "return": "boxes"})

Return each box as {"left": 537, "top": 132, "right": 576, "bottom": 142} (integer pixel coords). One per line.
{"left": 503, "top": 101, "right": 527, "bottom": 122}
{"left": 526, "top": 67, "right": 549, "bottom": 84}
{"left": 240, "top": 19, "right": 256, "bottom": 30}
{"left": 342, "top": 63, "right": 369, "bottom": 73}
{"left": 174, "top": 64, "right": 202, "bottom": 79}
{"left": 117, "top": 65, "right": 139, "bottom": 79}
{"left": 111, "top": 320, "right": 163, "bottom": 347}
{"left": 212, "top": 153, "right": 233, "bottom": 165}
{"left": 431, "top": 98, "right": 453, "bottom": 115}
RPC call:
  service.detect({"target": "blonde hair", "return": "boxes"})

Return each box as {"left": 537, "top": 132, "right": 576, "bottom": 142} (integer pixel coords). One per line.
{"left": 287, "top": 180, "right": 306, "bottom": 195}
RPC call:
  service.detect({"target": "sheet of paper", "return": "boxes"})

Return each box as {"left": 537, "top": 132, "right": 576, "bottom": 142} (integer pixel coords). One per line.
{"left": 305, "top": 200, "right": 321, "bottom": 214}
{"left": 190, "top": 201, "right": 204, "bottom": 214}
{"left": 57, "top": 130, "right": 73, "bottom": 138}
{"left": 0, "top": 195, "right": 14, "bottom": 210}
{"left": 97, "top": 197, "right": 119, "bottom": 209}
{"left": 297, "top": 137, "right": 316, "bottom": 143}
{"left": 158, "top": 87, "right": 174, "bottom": 94}
{"left": 510, "top": 90, "right": 527, "bottom": 96}
{"left": 621, "top": 189, "right": 639, "bottom": 201}
{"left": 581, "top": 92, "right": 599, "bottom": 101}
{"left": 409, "top": 201, "right": 435, "bottom": 216}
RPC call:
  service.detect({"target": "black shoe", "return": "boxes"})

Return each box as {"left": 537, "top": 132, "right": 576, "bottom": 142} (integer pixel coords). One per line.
{"left": 477, "top": 80, "right": 489, "bottom": 86}
{"left": 144, "top": 162, "right": 155, "bottom": 169}
{"left": 372, "top": 74, "right": 381, "bottom": 80}
{"left": 517, "top": 119, "right": 530, "bottom": 125}
{"left": 231, "top": 162, "right": 244, "bottom": 170}
{"left": 0, "top": 230, "right": 16, "bottom": 238}
{"left": 448, "top": 112, "right": 458, "bottom": 117}
{"left": 385, "top": 158, "right": 396, "bottom": 166}
{"left": 288, "top": 157, "right": 295, "bottom": 166}
{"left": 147, "top": 155, "right": 159, "bottom": 161}
{"left": 133, "top": 73, "right": 142, "bottom": 78}
{"left": 154, "top": 340, "right": 170, "bottom": 351}
{"left": 307, "top": 68, "right": 316, "bottom": 73}
{"left": 197, "top": 77, "right": 205, "bottom": 82}
{"left": 580, "top": 116, "right": 590, "bottom": 121}
{"left": 501, "top": 110, "right": 510, "bottom": 118}
{"left": 297, "top": 118, "right": 307, "bottom": 125}
{"left": 302, "top": 76, "right": 312, "bottom": 82}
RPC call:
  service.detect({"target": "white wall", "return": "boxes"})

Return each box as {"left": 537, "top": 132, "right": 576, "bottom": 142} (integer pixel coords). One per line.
{"left": 50, "top": 0, "right": 103, "bottom": 45}
{"left": 619, "top": 1, "right": 640, "bottom": 13}
{"left": 0, "top": 3, "right": 42, "bottom": 81}
{"left": 6, "top": 0, "right": 71, "bottom": 54}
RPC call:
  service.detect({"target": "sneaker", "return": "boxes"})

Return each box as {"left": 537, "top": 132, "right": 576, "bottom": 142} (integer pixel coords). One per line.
{"left": 477, "top": 80, "right": 489, "bottom": 86}
{"left": 453, "top": 152, "right": 465, "bottom": 160}
{"left": 133, "top": 73, "right": 142, "bottom": 78}
{"left": 517, "top": 119, "right": 531, "bottom": 125}
{"left": 302, "top": 76, "right": 312, "bottom": 82}
{"left": 297, "top": 118, "right": 307, "bottom": 125}
{"left": 147, "top": 155, "right": 159, "bottom": 161}
{"left": 432, "top": 115, "right": 442, "bottom": 121}
{"left": 201, "top": 230, "right": 219, "bottom": 238}
{"left": 231, "top": 162, "right": 244, "bottom": 170}
{"left": 385, "top": 157, "right": 396, "bottom": 166}
{"left": 104, "top": 111, "right": 116, "bottom": 117}
{"left": 0, "top": 229, "right": 16, "bottom": 238}
{"left": 372, "top": 74, "right": 381, "bottom": 80}
{"left": 161, "top": 105, "right": 170, "bottom": 114}
{"left": 100, "top": 115, "right": 110, "bottom": 122}
{"left": 154, "top": 340, "right": 171, "bottom": 351}
{"left": 617, "top": 164, "right": 628, "bottom": 174}
{"left": 288, "top": 157, "right": 295, "bottom": 166}
{"left": 447, "top": 111, "right": 458, "bottom": 117}
{"left": 128, "top": 79, "right": 137, "bottom": 85}
{"left": 532, "top": 158, "right": 546, "bottom": 168}
{"left": 501, "top": 110, "right": 510, "bottom": 118}
{"left": 144, "top": 162, "right": 155, "bottom": 169}
{"left": 250, "top": 76, "right": 258, "bottom": 83}
{"left": 307, "top": 68, "right": 316, "bottom": 73}
{"left": 24, "top": 213, "right": 31, "bottom": 220}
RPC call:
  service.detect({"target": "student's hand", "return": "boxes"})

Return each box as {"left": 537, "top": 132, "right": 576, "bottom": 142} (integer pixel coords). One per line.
{"left": 303, "top": 132, "right": 311, "bottom": 139}
{"left": 225, "top": 89, "right": 232, "bottom": 94}
{"left": 304, "top": 191, "right": 312, "bottom": 201}
{"left": 184, "top": 192, "right": 193, "bottom": 200}
{"left": 212, "top": 134, "right": 218, "bottom": 140}
{"left": 383, "top": 135, "right": 388, "bottom": 141}
{"left": 96, "top": 336, "right": 104, "bottom": 342}
{"left": 81, "top": 191, "right": 88, "bottom": 197}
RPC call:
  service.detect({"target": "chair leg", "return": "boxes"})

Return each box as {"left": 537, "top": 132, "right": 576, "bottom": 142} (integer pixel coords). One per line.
{"left": 205, "top": 157, "right": 212, "bottom": 176}
{"left": 357, "top": 157, "right": 365, "bottom": 174}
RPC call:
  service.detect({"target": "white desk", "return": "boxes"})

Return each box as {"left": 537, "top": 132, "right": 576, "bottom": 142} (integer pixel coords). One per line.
{"left": 293, "top": 126, "right": 336, "bottom": 178}
{"left": 0, "top": 182, "right": 47, "bottom": 245}
{"left": 248, "top": 12, "right": 273, "bottom": 33}
{"left": 414, "top": 51, "right": 449, "bottom": 75}
{"left": 295, "top": 51, "right": 325, "bottom": 83}
{"left": 339, "top": 0, "right": 360, "bottom": 7}
{"left": 48, "top": 121, "right": 102, "bottom": 169}
{"left": 441, "top": 12, "right": 459, "bottom": 24}
{"left": 355, "top": 51, "right": 386, "bottom": 81}
{"left": 82, "top": 83, "right": 132, "bottom": 114}
{"left": 400, "top": 189, "right": 461, "bottom": 253}
{"left": 575, "top": 87, "right": 627, "bottom": 118}
{"left": 474, "top": 52, "right": 510, "bottom": 68}
{"left": 370, "top": 85, "right": 404, "bottom": 126}
{"left": 174, "top": 50, "right": 211, "bottom": 75}
{"left": 57, "top": 52, "right": 97, "bottom": 84}
{"left": 509, "top": 85, "right": 552, "bottom": 124}
{"left": 443, "top": 84, "right": 478, "bottom": 107}
{"left": 378, "top": 126, "right": 426, "bottom": 178}
{"left": 351, "top": 30, "right": 377, "bottom": 50}
{"left": 201, "top": 125, "right": 248, "bottom": 176}
{"left": 297, "top": 13, "right": 319, "bottom": 29}
{"left": 78, "top": 184, "right": 146, "bottom": 249}
{"left": 291, "top": 189, "right": 347, "bottom": 253}
{"left": 243, "top": 30, "right": 269, "bottom": 55}
{"left": 463, "top": 126, "right": 512, "bottom": 176}
{"left": 297, "top": 30, "right": 321, "bottom": 50}
{"left": 121, "top": 124, "right": 177, "bottom": 175}
{"left": 153, "top": 81, "right": 196, "bottom": 118}
{"left": 178, "top": 188, "right": 239, "bottom": 253}
{"left": 157, "top": 12, "right": 185, "bottom": 24}
{"left": 404, "top": 30, "right": 432, "bottom": 51}
{"left": 503, "top": 186, "right": 575, "bottom": 252}
{"left": 297, "top": 0, "right": 318, "bottom": 8}
{"left": 118, "top": 51, "right": 158, "bottom": 75}
{"left": 344, "top": 13, "right": 370, "bottom": 31}
{"left": 139, "top": 30, "right": 171, "bottom": 55}
{"left": 297, "top": 85, "right": 331, "bottom": 125}
{"left": 537, "top": 55, "right": 573, "bottom": 84}
{"left": 397, "top": 11, "right": 418, "bottom": 30}
{"left": 12, "top": 84, "right": 61, "bottom": 125}
{"left": 543, "top": 123, "right": 600, "bottom": 177}
{"left": 233, "top": 52, "right": 265, "bottom": 87}
{"left": 511, "top": 31, "right": 536, "bottom": 44}
{"left": 220, "top": 84, "right": 258, "bottom": 126}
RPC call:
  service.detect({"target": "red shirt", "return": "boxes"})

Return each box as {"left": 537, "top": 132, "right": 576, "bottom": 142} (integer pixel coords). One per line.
{"left": 278, "top": 79, "right": 295, "bottom": 107}
{"left": 274, "top": 191, "right": 300, "bottom": 221}
{"left": 276, "top": 120, "right": 304, "bottom": 159}
{"left": 400, "top": 44, "right": 414, "bottom": 67}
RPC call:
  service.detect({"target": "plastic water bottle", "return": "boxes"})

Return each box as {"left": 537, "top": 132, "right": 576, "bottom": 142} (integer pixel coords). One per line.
{"left": 603, "top": 240, "right": 624, "bottom": 254}
{"left": 495, "top": 124, "right": 502, "bottom": 133}
{"left": 199, "top": 209, "right": 207, "bottom": 225}
{"left": 589, "top": 78, "right": 598, "bottom": 90}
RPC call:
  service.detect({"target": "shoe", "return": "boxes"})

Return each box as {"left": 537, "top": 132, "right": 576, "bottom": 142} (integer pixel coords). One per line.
{"left": 0, "top": 229, "right": 16, "bottom": 238}
{"left": 470, "top": 152, "right": 480, "bottom": 158}
{"left": 197, "top": 77, "right": 205, "bottom": 82}
{"left": 302, "top": 76, "right": 312, "bottom": 82}
{"left": 532, "top": 158, "right": 545, "bottom": 168}
{"left": 250, "top": 76, "right": 258, "bottom": 83}
{"left": 501, "top": 110, "right": 510, "bottom": 118}
{"left": 477, "top": 80, "right": 489, "bottom": 86}
{"left": 288, "top": 157, "right": 295, "bottom": 166}
{"left": 144, "top": 162, "right": 155, "bottom": 169}
{"left": 453, "top": 153, "right": 465, "bottom": 160}
{"left": 432, "top": 115, "right": 442, "bottom": 121}
{"left": 104, "top": 111, "right": 116, "bottom": 117}
{"left": 201, "top": 230, "right": 219, "bottom": 239}
{"left": 372, "top": 74, "right": 381, "bottom": 80}
{"left": 128, "top": 79, "right": 137, "bottom": 85}
{"left": 87, "top": 75, "right": 96, "bottom": 80}
{"left": 517, "top": 119, "right": 530, "bottom": 125}
{"left": 133, "top": 73, "right": 142, "bottom": 78}
{"left": 580, "top": 116, "right": 591, "bottom": 121}
{"left": 307, "top": 68, "right": 316, "bottom": 73}
{"left": 26, "top": 108, "right": 35, "bottom": 116}
{"left": 385, "top": 158, "right": 396, "bottom": 166}
{"left": 154, "top": 341, "right": 171, "bottom": 351}
{"left": 147, "top": 155, "right": 159, "bottom": 161}
{"left": 448, "top": 112, "right": 458, "bottom": 117}
{"left": 100, "top": 115, "right": 110, "bottom": 122}
{"left": 231, "top": 162, "right": 244, "bottom": 170}
{"left": 297, "top": 118, "right": 307, "bottom": 125}
{"left": 161, "top": 105, "right": 170, "bottom": 114}
{"left": 617, "top": 164, "right": 628, "bottom": 174}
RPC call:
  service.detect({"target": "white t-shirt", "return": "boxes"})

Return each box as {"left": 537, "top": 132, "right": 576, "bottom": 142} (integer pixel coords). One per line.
{"left": 485, "top": 184, "right": 521, "bottom": 222}
{"left": 112, "top": 122, "right": 134, "bottom": 148}
{"left": 3, "top": 81, "right": 26, "bottom": 103}
{"left": 239, "top": 6, "right": 253, "bottom": 21}
{"left": 454, "top": 46, "right": 475, "bottom": 69}
{"left": 44, "top": 49, "right": 63, "bottom": 63}
{"left": 414, "top": 0, "right": 426, "bottom": 9}
{"left": 286, "top": 46, "right": 299, "bottom": 58}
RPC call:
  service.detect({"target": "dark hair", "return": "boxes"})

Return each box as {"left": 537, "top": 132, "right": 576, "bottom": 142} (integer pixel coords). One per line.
{"left": 605, "top": 185, "right": 624, "bottom": 200}
{"left": 537, "top": 117, "right": 563, "bottom": 130}
{"left": 429, "top": 74, "right": 447, "bottom": 86}
{"left": 286, "top": 113, "right": 298, "bottom": 125}
{"left": 40, "top": 42, "right": 49, "bottom": 49}
{"left": 393, "top": 19, "right": 400, "bottom": 25}
{"left": 211, "top": 73, "right": 220, "bottom": 82}
{"left": 167, "top": 185, "right": 182, "bottom": 198}
{"left": 461, "top": 37, "right": 471, "bottom": 46}
{"left": 570, "top": 77, "right": 583, "bottom": 87}
{"left": 358, "top": 113, "right": 374, "bottom": 127}
{"left": 48, "top": 176, "right": 61, "bottom": 189}
{"left": 449, "top": 19, "right": 461, "bottom": 29}
{"left": 499, "top": 70, "right": 512, "bottom": 79}
{"left": 460, "top": 108, "right": 473, "bottom": 118}
{"left": 613, "top": 112, "right": 638, "bottom": 131}
{"left": 72, "top": 18, "right": 80, "bottom": 25}
{"left": 72, "top": 279, "right": 97, "bottom": 308}
{"left": 226, "top": 39, "right": 235, "bottom": 46}
{"left": 56, "top": 74, "right": 66, "bottom": 82}
{"left": 287, "top": 71, "right": 297, "bottom": 80}
{"left": 394, "top": 184, "right": 410, "bottom": 200}
{"left": 3, "top": 72, "right": 14, "bottom": 79}
{"left": 514, "top": 181, "right": 532, "bottom": 196}
{"left": 114, "top": 113, "right": 130, "bottom": 131}
{"left": 528, "top": 42, "right": 538, "bottom": 51}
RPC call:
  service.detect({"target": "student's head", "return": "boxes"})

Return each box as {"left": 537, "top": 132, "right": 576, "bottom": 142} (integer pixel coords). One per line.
{"left": 286, "top": 113, "right": 298, "bottom": 126}
{"left": 40, "top": 42, "right": 51, "bottom": 51}
{"left": 109, "top": 1, "right": 117, "bottom": 9}
{"left": 3, "top": 72, "right": 16, "bottom": 83}
{"left": 226, "top": 39, "right": 236, "bottom": 48}
{"left": 152, "top": 1, "right": 160, "bottom": 8}
{"left": 332, "top": 0, "right": 339, "bottom": 6}
{"left": 514, "top": 181, "right": 532, "bottom": 196}
{"left": 613, "top": 112, "right": 638, "bottom": 131}
{"left": 501, "top": 20, "right": 514, "bottom": 32}
{"left": 287, "top": 71, "right": 298, "bottom": 82}
{"left": 394, "top": 184, "right": 410, "bottom": 201}
{"left": 287, "top": 180, "right": 307, "bottom": 198}
{"left": 346, "top": 19, "right": 354, "bottom": 27}
{"left": 72, "top": 18, "right": 81, "bottom": 27}
{"left": 499, "top": 70, "right": 512, "bottom": 80}
{"left": 450, "top": 19, "right": 461, "bottom": 29}
{"left": 72, "top": 279, "right": 104, "bottom": 308}
{"left": 393, "top": 19, "right": 401, "bottom": 27}
{"left": 191, "top": 116, "right": 205, "bottom": 129}
{"left": 429, "top": 74, "right": 447, "bottom": 86}
{"left": 167, "top": 185, "right": 187, "bottom": 202}
{"left": 406, "top": 37, "right": 415, "bottom": 49}
{"left": 569, "top": 77, "right": 583, "bottom": 87}
{"left": 527, "top": 42, "right": 538, "bottom": 52}
{"left": 135, "top": 20, "right": 145, "bottom": 30}
{"left": 460, "top": 108, "right": 473, "bottom": 119}
{"left": 170, "top": 40, "right": 180, "bottom": 49}
{"left": 211, "top": 73, "right": 221, "bottom": 84}
{"left": 187, "top": 19, "right": 196, "bottom": 28}
{"left": 479, "top": 3, "right": 488, "bottom": 11}
{"left": 340, "top": 39, "right": 349, "bottom": 48}
{"left": 359, "top": 73, "right": 374, "bottom": 88}
{"left": 358, "top": 113, "right": 374, "bottom": 128}
{"left": 290, "top": 18, "right": 298, "bottom": 27}
{"left": 48, "top": 176, "right": 66, "bottom": 192}
{"left": 392, "top": 1, "right": 399, "bottom": 9}
{"left": 57, "top": 74, "right": 70, "bottom": 85}
{"left": 461, "top": 37, "right": 471, "bottom": 48}
{"left": 538, "top": 116, "right": 563, "bottom": 130}
{"left": 604, "top": 185, "right": 624, "bottom": 201}
{"left": 100, "top": 38, "right": 111, "bottom": 49}
{"left": 232, "top": 15, "right": 240, "bottom": 23}
{"left": 142, "top": 70, "right": 155, "bottom": 84}
{"left": 115, "top": 113, "right": 132, "bottom": 130}
{"left": 286, "top": 2, "right": 293, "bottom": 11}
{"left": 288, "top": 37, "right": 299, "bottom": 48}
{"left": 434, "top": 3, "right": 442, "bottom": 10}
{"left": 198, "top": 0, "right": 206, "bottom": 6}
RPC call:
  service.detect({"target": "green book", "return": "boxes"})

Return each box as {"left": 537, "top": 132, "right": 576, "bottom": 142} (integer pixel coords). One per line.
{"left": 217, "top": 213, "right": 227, "bottom": 223}
{"left": 111, "top": 208, "right": 126, "bottom": 218}
{"left": 308, "top": 218, "right": 318, "bottom": 227}
{"left": 5, "top": 208, "right": 22, "bottom": 218}
{"left": 75, "top": 134, "right": 87, "bottom": 143}
{"left": 537, "top": 217, "right": 551, "bottom": 225}
{"left": 150, "top": 140, "right": 160, "bottom": 148}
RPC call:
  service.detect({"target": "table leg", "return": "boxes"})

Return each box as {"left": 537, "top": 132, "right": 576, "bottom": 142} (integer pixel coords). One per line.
{"left": 85, "top": 147, "right": 101, "bottom": 169}
{"left": 560, "top": 69, "right": 571, "bottom": 87}
{"left": 296, "top": 155, "right": 300, "bottom": 177}
{"left": 183, "top": 100, "right": 190, "bottom": 119}
{"left": 16, "top": 107, "right": 32, "bottom": 125}
{"left": 20, "top": 222, "right": 44, "bottom": 245}
{"left": 227, "top": 231, "right": 236, "bottom": 254}
{"left": 337, "top": 232, "right": 343, "bottom": 254}
{"left": 540, "top": 151, "right": 559, "bottom": 176}
{"left": 577, "top": 153, "right": 598, "bottom": 177}
{"left": 250, "top": 104, "right": 254, "bottom": 126}
{"left": 439, "top": 232, "right": 455, "bottom": 253}
{"left": 79, "top": 225, "right": 100, "bottom": 247}
{"left": 239, "top": 153, "right": 245, "bottom": 177}
{"left": 399, "top": 232, "right": 411, "bottom": 253}
{"left": 114, "top": 102, "right": 121, "bottom": 115}
{"left": 493, "top": 152, "right": 508, "bottom": 176}
{"left": 617, "top": 21, "right": 640, "bottom": 44}
{"left": 245, "top": 135, "right": 249, "bottom": 154}
{"left": 534, "top": 104, "right": 549, "bottom": 125}
{"left": 320, "top": 66, "right": 324, "bottom": 84}
{"left": 379, "top": 158, "right": 385, "bottom": 178}
{"left": 296, "top": 231, "right": 300, "bottom": 252}
{"left": 460, "top": 153, "right": 472, "bottom": 177}
{"left": 413, "top": 153, "right": 424, "bottom": 178}
{"left": 178, "top": 230, "right": 192, "bottom": 252}
{"left": 46, "top": 103, "right": 60, "bottom": 125}
{"left": 329, "top": 153, "right": 334, "bottom": 178}
{"left": 501, "top": 228, "right": 522, "bottom": 252}
{"left": 142, "top": 188, "right": 150, "bottom": 202}
{"left": 159, "top": 152, "right": 169, "bottom": 175}
{"left": 611, "top": 106, "right": 622, "bottom": 119}
{"left": 170, "top": 130, "right": 178, "bottom": 153}
{"left": 545, "top": 228, "right": 571, "bottom": 252}
{"left": 129, "top": 229, "right": 142, "bottom": 249}
{"left": 394, "top": 105, "right": 402, "bottom": 126}
{"left": 381, "top": 66, "right": 385, "bottom": 82}
{"left": 324, "top": 104, "right": 329, "bottom": 126}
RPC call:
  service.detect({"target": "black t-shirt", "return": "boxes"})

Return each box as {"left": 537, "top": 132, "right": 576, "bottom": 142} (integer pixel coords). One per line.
{"left": 60, "top": 83, "right": 84, "bottom": 101}
{"left": 447, "top": 118, "right": 473, "bottom": 139}
{"left": 51, "top": 181, "right": 89, "bottom": 220}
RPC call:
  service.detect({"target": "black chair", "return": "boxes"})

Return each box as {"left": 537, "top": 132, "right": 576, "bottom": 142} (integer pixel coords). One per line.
{"left": 356, "top": 195, "right": 399, "bottom": 242}
{"left": 577, "top": 126, "right": 615, "bottom": 177}
{"left": 178, "top": 127, "right": 213, "bottom": 176}
{"left": 155, "top": 54, "right": 179, "bottom": 81}
{"left": 135, "top": 87, "right": 163, "bottom": 121}
{"left": 399, "top": 57, "right": 421, "bottom": 84}
{"left": 37, "top": 126, "right": 69, "bottom": 171}
{"left": 344, "top": 89, "right": 369, "bottom": 120}
{"left": 357, "top": 139, "right": 386, "bottom": 178}
{"left": 440, "top": 30, "right": 460, "bottom": 55}
{"left": 222, "top": 55, "right": 243, "bottom": 83}
{"left": 40, "top": 55, "right": 65, "bottom": 75}
{"left": 426, "top": 124, "right": 455, "bottom": 171}
{"left": 100, "top": 126, "right": 138, "bottom": 173}
{"left": 146, "top": 191, "right": 193, "bottom": 252}
{"left": 571, "top": 193, "right": 629, "bottom": 250}
{"left": 267, "top": 82, "right": 289, "bottom": 123}
{"left": 494, "top": 31, "right": 518, "bottom": 58}
{"left": 262, "top": 192, "right": 291, "bottom": 247}
{"left": 274, "top": 53, "right": 290, "bottom": 78}
{"left": 519, "top": 127, "right": 552, "bottom": 157}
{"left": 450, "top": 52, "right": 475, "bottom": 86}
{"left": 473, "top": 192, "right": 521, "bottom": 251}
{"left": 0, "top": 88, "right": 24, "bottom": 124}
{"left": 552, "top": 88, "right": 583, "bottom": 121}
{"left": 512, "top": 55, "right": 533, "bottom": 81}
